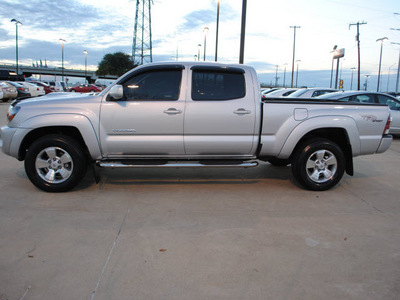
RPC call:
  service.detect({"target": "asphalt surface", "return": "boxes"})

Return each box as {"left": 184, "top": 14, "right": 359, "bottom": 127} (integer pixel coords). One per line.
{"left": 0, "top": 101, "right": 400, "bottom": 300}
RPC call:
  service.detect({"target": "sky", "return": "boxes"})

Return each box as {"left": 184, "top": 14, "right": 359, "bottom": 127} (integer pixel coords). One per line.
{"left": 0, "top": 0, "right": 400, "bottom": 90}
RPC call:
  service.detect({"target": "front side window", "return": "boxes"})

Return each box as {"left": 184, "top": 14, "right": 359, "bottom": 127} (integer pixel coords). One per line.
{"left": 122, "top": 70, "right": 182, "bottom": 101}
{"left": 192, "top": 70, "right": 246, "bottom": 101}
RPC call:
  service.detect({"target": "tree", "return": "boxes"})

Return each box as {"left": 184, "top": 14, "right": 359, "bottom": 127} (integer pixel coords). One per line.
{"left": 96, "top": 52, "right": 136, "bottom": 77}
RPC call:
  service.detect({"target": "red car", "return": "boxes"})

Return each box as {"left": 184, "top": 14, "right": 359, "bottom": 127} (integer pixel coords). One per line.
{"left": 31, "top": 81, "right": 52, "bottom": 94}
{"left": 69, "top": 84, "right": 101, "bottom": 93}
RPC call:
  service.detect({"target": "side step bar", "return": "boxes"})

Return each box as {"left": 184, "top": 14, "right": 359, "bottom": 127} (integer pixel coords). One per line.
{"left": 97, "top": 160, "right": 259, "bottom": 169}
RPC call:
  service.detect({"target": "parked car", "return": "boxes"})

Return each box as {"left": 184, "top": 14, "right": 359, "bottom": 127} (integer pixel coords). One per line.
{"left": 262, "top": 88, "right": 298, "bottom": 98}
{"left": 316, "top": 91, "right": 400, "bottom": 135}
{"left": 0, "top": 90, "right": 3, "bottom": 101}
{"left": 17, "top": 82, "right": 45, "bottom": 97}
{"left": 43, "top": 81, "right": 66, "bottom": 92}
{"left": 0, "top": 82, "right": 18, "bottom": 102}
{"left": 30, "top": 81, "right": 52, "bottom": 94}
{"left": 69, "top": 84, "right": 102, "bottom": 93}
{"left": 5, "top": 82, "right": 29, "bottom": 99}
{"left": 287, "top": 88, "right": 338, "bottom": 98}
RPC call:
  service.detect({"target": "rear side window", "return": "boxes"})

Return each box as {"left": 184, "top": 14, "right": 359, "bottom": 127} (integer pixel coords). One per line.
{"left": 122, "top": 70, "right": 182, "bottom": 101}
{"left": 192, "top": 70, "right": 246, "bottom": 100}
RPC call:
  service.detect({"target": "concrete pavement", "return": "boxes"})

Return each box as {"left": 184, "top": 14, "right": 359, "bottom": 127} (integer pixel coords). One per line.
{"left": 0, "top": 102, "right": 399, "bottom": 300}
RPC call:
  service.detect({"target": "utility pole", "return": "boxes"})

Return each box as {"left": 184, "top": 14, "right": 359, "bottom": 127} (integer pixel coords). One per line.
{"left": 239, "top": 0, "right": 247, "bottom": 64}
{"left": 290, "top": 25, "right": 301, "bottom": 88}
{"left": 349, "top": 21, "right": 367, "bottom": 90}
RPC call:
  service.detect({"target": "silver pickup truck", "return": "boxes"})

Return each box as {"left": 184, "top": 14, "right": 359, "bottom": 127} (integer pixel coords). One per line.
{"left": 0, "top": 62, "right": 393, "bottom": 192}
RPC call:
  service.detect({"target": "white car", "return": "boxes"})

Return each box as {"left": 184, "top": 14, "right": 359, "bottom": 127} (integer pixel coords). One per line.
{"left": 287, "top": 88, "right": 338, "bottom": 98}
{"left": 18, "top": 82, "right": 45, "bottom": 97}
{"left": 262, "top": 88, "right": 298, "bottom": 98}
{"left": 43, "top": 81, "right": 66, "bottom": 92}
{"left": 317, "top": 91, "right": 400, "bottom": 135}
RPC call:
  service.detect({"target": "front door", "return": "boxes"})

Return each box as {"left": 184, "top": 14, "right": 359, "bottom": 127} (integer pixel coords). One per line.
{"left": 99, "top": 66, "right": 186, "bottom": 157}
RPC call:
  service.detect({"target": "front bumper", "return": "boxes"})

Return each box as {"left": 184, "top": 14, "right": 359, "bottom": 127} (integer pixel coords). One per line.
{"left": 0, "top": 125, "right": 30, "bottom": 159}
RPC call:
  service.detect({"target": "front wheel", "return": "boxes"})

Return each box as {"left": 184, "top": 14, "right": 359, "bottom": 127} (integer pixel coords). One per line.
{"left": 24, "top": 135, "right": 87, "bottom": 192}
{"left": 291, "top": 138, "right": 345, "bottom": 191}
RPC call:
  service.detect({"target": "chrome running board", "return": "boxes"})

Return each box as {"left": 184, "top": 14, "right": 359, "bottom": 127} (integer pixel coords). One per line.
{"left": 97, "top": 160, "right": 258, "bottom": 169}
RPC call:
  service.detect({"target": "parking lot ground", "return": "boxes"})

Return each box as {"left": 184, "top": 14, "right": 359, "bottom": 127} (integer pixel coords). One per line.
{"left": 0, "top": 102, "right": 400, "bottom": 300}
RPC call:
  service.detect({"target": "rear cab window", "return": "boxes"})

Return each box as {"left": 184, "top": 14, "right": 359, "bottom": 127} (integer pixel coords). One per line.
{"left": 191, "top": 66, "right": 246, "bottom": 101}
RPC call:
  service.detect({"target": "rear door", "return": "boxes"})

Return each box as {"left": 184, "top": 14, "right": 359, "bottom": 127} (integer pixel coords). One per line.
{"left": 183, "top": 66, "right": 257, "bottom": 156}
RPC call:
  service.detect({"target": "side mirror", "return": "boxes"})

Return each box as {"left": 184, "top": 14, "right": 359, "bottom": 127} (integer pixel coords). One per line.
{"left": 108, "top": 85, "right": 123, "bottom": 100}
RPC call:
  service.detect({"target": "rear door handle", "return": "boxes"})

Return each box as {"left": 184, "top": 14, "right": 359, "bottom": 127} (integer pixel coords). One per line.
{"left": 234, "top": 108, "right": 251, "bottom": 115}
{"left": 163, "top": 108, "right": 182, "bottom": 115}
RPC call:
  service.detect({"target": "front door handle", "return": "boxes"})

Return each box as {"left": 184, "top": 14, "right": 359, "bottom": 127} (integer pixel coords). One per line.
{"left": 234, "top": 108, "right": 251, "bottom": 115}
{"left": 163, "top": 108, "right": 182, "bottom": 115}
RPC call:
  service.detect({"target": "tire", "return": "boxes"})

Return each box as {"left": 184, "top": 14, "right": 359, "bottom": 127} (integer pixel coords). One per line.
{"left": 291, "top": 138, "right": 345, "bottom": 191}
{"left": 70, "top": 90, "right": 76, "bottom": 92}
{"left": 24, "top": 135, "right": 87, "bottom": 192}
{"left": 267, "top": 157, "right": 291, "bottom": 166}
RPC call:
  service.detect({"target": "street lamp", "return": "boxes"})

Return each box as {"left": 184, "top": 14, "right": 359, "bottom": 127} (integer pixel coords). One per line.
{"left": 330, "top": 45, "right": 337, "bottom": 88}
{"left": 203, "top": 27, "right": 209, "bottom": 61}
{"left": 10, "top": 19, "right": 22, "bottom": 78}
{"left": 197, "top": 44, "right": 201, "bottom": 61}
{"left": 350, "top": 67, "right": 356, "bottom": 90}
{"left": 364, "top": 75, "right": 371, "bottom": 91}
{"left": 275, "top": 64, "right": 279, "bottom": 87}
{"left": 376, "top": 37, "right": 388, "bottom": 92}
{"left": 215, "top": 0, "right": 221, "bottom": 62}
{"left": 83, "top": 50, "right": 88, "bottom": 84}
{"left": 282, "top": 63, "right": 288, "bottom": 88}
{"left": 290, "top": 25, "right": 301, "bottom": 88}
{"left": 59, "top": 38, "right": 66, "bottom": 82}
{"left": 295, "top": 60, "right": 301, "bottom": 88}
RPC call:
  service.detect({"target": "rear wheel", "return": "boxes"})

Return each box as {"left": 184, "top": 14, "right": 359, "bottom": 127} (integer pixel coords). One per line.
{"left": 24, "top": 135, "right": 87, "bottom": 192}
{"left": 291, "top": 138, "right": 345, "bottom": 191}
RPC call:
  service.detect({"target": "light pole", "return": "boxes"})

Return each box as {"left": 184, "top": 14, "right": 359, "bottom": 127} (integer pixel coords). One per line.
{"left": 215, "top": 0, "right": 221, "bottom": 62}
{"left": 387, "top": 64, "right": 396, "bottom": 92}
{"left": 364, "top": 75, "right": 370, "bottom": 91}
{"left": 350, "top": 67, "right": 356, "bottom": 90}
{"left": 290, "top": 25, "right": 301, "bottom": 88}
{"left": 83, "top": 50, "right": 88, "bottom": 84}
{"left": 203, "top": 27, "right": 209, "bottom": 61}
{"left": 376, "top": 37, "right": 388, "bottom": 92}
{"left": 295, "top": 60, "right": 301, "bottom": 88}
{"left": 390, "top": 42, "right": 400, "bottom": 93}
{"left": 59, "top": 38, "right": 66, "bottom": 82}
{"left": 275, "top": 64, "right": 279, "bottom": 87}
{"left": 197, "top": 44, "right": 201, "bottom": 61}
{"left": 330, "top": 45, "right": 337, "bottom": 88}
{"left": 282, "top": 63, "right": 287, "bottom": 88}
{"left": 239, "top": 0, "right": 247, "bottom": 64}
{"left": 11, "top": 19, "right": 22, "bottom": 78}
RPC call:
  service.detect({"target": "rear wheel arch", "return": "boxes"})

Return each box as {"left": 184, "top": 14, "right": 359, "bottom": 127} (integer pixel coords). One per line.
{"left": 290, "top": 128, "right": 353, "bottom": 175}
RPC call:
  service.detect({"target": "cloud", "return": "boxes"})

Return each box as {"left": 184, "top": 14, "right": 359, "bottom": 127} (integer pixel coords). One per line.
{"left": 0, "top": 0, "right": 101, "bottom": 30}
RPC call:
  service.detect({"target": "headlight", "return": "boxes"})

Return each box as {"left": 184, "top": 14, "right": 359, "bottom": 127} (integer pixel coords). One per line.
{"left": 7, "top": 105, "right": 21, "bottom": 123}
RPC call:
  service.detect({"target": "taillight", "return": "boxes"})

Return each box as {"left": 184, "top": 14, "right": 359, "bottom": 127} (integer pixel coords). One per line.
{"left": 384, "top": 115, "right": 391, "bottom": 135}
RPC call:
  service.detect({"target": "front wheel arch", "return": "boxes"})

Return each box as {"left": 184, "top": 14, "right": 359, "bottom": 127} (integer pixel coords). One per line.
{"left": 24, "top": 134, "right": 87, "bottom": 192}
